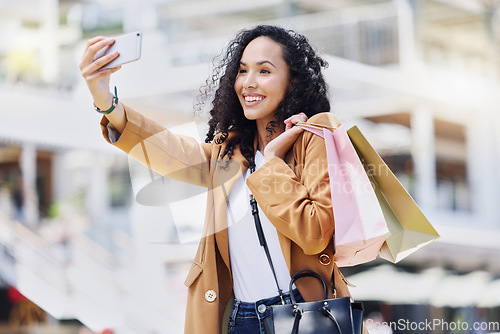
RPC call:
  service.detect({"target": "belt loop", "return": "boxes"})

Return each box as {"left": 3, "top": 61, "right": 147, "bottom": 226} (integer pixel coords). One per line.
{"left": 229, "top": 300, "right": 240, "bottom": 327}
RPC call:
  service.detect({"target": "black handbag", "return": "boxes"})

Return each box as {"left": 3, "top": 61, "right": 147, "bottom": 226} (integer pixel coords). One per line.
{"left": 262, "top": 270, "right": 364, "bottom": 334}
{"left": 249, "top": 175, "right": 364, "bottom": 334}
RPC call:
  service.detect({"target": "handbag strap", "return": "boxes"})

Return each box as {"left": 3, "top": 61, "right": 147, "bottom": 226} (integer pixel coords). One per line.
{"left": 288, "top": 270, "right": 328, "bottom": 304}
{"left": 289, "top": 306, "right": 342, "bottom": 334}
{"left": 248, "top": 167, "right": 336, "bottom": 303}
{"left": 249, "top": 167, "right": 285, "bottom": 304}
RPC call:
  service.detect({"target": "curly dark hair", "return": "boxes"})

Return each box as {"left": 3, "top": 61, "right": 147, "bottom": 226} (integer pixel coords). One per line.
{"left": 198, "top": 25, "right": 330, "bottom": 168}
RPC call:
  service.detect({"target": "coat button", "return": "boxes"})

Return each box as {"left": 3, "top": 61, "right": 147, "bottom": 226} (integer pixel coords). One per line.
{"left": 319, "top": 253, "right": 331, "bottom": 266}
{"left": 205, "top": 290, "right": 217, "bottom": 302}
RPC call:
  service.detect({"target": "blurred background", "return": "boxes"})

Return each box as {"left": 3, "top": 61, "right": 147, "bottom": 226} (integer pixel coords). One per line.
{"left": 0, "top": 0, "right": 500, "bottom": 333}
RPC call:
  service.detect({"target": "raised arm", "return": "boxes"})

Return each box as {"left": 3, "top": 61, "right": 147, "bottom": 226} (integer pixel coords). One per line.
{"left": 247, "top": 113, "right": 340, "bottom": 255}
{"left": 79, "top": 36, "right": 126, "bottom": 133}
{"left": 79, "top": 36, "right": 213, "bottom": 188}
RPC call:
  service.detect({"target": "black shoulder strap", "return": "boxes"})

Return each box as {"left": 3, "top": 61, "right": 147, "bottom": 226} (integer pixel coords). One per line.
{"left": 249, "top": 186, "right": 285, "bottom": 304}
{"left": 249, "top": 167, "right": 336, "bottom": 301}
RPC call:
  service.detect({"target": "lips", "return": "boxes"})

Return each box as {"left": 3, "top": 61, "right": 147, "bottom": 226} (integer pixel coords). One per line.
{"left": 242, "top": 93, "right": 265, "bottom": 106}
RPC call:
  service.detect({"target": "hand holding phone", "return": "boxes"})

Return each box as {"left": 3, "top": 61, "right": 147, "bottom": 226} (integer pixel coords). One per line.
{"left": 94, "top": 31, "right": 142, "bottom": 69}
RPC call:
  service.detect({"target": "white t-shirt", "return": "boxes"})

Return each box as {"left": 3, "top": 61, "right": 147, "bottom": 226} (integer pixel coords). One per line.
{"left": 227, "top": 150, "right": 292, "bottom": 302}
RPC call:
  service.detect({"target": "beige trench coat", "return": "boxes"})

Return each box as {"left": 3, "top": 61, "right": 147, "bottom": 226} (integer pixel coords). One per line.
{"left": 100, "top": 105, "right": 358, "bottom": 334}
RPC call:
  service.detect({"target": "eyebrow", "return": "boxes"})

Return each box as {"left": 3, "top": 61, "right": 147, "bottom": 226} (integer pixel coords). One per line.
{"left": 239, "top": 60, "right": 277, "bottom": 68}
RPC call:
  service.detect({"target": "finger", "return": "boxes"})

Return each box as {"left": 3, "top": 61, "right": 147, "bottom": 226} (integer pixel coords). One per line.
{"left": 280, "top": 126, "right": 303, "bottom": 142}
{"left": 81, "top": 38, "right": 115, "bottom": 67}
{"left": 97, "top": 65, "right": 122, "bottom": 76}
{"left": 285, "top": 120, "right": 305, "bottom": 132}
{"left": 81, "top": 51, "right": 120, "bottom": 77}
{"left": 284, "top": 119, "right": 297, "bottom": 131}
{"left": 291, "top": 112, "right": 307, "bottom": 124}
{"left": 97, "top": 65, "right": 122, "bottom": 77}
{"left": 287, "top": 125, "right": 304, "bottom": 135}
{"left": 80, "top": 37, "right": 108, "bottom": 66}
{"left": 85, "top": 36, "right": 107, "bottom": 49}
{"left": 284, "top": 115, "right": 306, "bottom": 131}
{"left": 284, "top": 112, "right": 307, "bottom": 124}
{"left": 85, "top": 66, "right": 121, "bottom": 81}
{"left": 284, "top": 116, "right": 294, "bottom": 127}
{"left": 93, "top": 51, "right": 120, "bottom": 71}
{"left": 88, "top": 38, "right": 115, "bottom": 57}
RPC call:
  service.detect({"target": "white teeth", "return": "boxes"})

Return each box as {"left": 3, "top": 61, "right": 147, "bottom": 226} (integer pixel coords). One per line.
{"left": 245, "top": 96, "right": 263, "bottom": 102}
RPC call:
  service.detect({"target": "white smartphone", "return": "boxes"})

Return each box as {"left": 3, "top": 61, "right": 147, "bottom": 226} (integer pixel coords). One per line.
{"left": 94, "top": 31, "right": 142, "bottom": 69}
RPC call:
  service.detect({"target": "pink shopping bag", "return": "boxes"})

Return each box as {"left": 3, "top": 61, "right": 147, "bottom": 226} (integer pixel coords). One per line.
{"left": 298, "top": 123, "right": 389, "bottom": 267}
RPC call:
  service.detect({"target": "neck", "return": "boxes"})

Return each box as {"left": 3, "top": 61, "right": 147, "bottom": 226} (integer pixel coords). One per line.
{"left": 256, "top": 118, "right": 284, "bottom": 153}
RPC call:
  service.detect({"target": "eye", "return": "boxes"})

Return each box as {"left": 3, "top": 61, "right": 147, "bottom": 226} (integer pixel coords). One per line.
{"left": 238, "top": 68, "right": 247, "bottom": 74}
{"left": 260, "top": 69, "right": 270, "bottom": 74}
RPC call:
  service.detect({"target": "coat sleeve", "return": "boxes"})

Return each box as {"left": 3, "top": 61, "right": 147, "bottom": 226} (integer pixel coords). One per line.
{"left": 100, "top": 103, "right": 213, "bottom": 188}
{"left": 246, "top": 113, "right": 340, "bottom": 255}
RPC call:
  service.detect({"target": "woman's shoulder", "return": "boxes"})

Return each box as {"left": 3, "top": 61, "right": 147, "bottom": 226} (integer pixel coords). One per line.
{"left": 307, "top": 112, "right": 341, "bottom": 129}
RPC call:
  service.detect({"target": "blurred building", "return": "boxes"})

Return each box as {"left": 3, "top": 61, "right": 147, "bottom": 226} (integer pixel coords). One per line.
{"left": 0, "top": 0, "right": 499, "bottom": 333}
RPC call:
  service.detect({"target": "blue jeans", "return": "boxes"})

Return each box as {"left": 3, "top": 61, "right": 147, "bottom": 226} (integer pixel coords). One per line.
{"left": 227, "top": 289, "right": 304, "bottom": 334}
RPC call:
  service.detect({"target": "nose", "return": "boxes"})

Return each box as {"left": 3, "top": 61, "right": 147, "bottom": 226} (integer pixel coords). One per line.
{"left": 243, "top": 71, "right": 257, "bottom": 89}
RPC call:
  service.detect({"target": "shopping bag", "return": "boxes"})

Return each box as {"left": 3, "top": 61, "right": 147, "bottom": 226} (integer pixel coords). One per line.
{"left": 298, "top": 123, "right": 389, "bottom": 267}
{"left": 346, "top": 125, "right": 440, "bottom": 263}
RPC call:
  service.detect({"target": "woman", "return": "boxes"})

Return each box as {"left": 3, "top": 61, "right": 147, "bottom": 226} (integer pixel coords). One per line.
{"left": 80, "top": 25, "right": 355, "bottom": 334}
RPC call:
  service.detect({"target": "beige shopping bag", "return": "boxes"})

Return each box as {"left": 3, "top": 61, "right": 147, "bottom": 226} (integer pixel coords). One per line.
{"left": 347, "top": 125, "right": 440, "bottom": 263}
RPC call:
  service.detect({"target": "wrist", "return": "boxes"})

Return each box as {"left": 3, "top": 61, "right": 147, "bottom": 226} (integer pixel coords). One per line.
{"left": 94, "top": 95, "right": 113, "bottom": 110}
{"left": 94, "top": 87, "right": 118, "bottom": 114}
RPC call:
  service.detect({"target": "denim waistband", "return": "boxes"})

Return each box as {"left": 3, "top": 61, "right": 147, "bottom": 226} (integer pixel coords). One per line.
{"left": 231, "top": 289, "right": 303, "bottom": 321}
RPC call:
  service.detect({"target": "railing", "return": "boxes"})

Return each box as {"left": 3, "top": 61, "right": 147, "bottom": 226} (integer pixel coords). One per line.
{"left": 0, "top": 214, "right": 70, "bottom": 318}
{"left": 306, "top": 15, "right": 399, "bottom": 66}
{"left": 168, "top": 3, "right": 400, "bottom": 67}
{"left": 0, "top": 213, "right": 180, "bottom": 333}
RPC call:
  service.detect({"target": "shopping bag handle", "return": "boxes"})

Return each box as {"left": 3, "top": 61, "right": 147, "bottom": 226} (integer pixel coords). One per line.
{"left": 296, "top": 121, "right": 338, "bottom": 133}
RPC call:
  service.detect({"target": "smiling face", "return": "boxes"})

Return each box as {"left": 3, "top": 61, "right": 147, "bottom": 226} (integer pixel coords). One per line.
{"left": 234, "top": 36, "right": 290, "bottom": 127}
